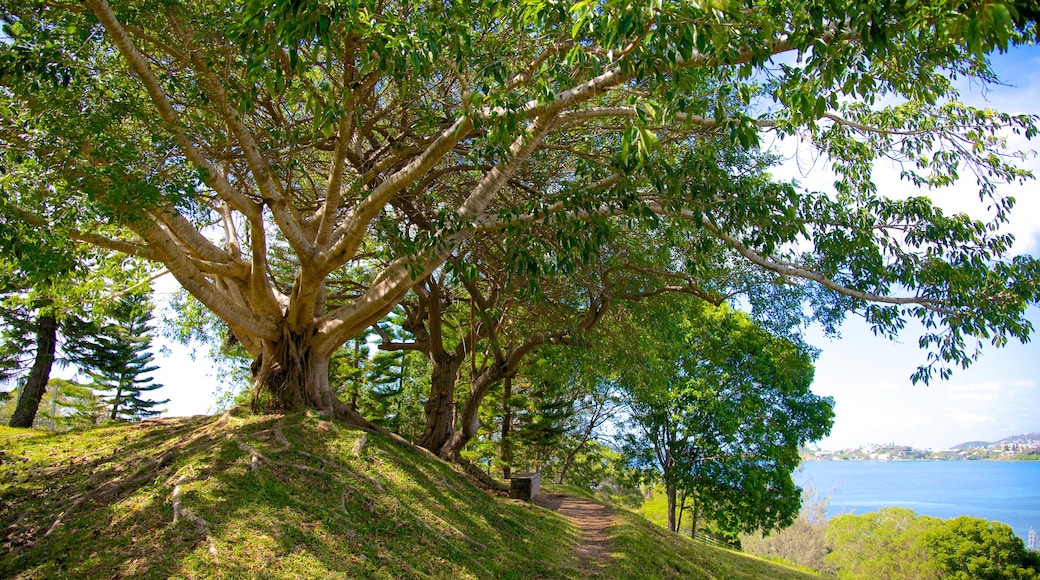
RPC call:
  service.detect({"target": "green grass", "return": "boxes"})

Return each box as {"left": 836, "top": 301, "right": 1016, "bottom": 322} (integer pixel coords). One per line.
{"left": 603, "top": 509, "right": 821, "bottom": 579}
{"left": 0, "top": 412, "right": 818, "bottom": 579}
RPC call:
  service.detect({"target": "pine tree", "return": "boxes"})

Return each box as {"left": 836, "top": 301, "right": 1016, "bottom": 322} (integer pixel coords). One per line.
{"left": 0, "top": 302, "right": 100, "bottom": 428}
{"left": 78, "top": 291, "right": 167, "bottom": 421}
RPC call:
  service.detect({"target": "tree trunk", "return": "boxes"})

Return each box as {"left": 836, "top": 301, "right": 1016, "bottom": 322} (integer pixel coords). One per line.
{"left": 439, "top": 362, "right": 506, "bottom": 461}
{"left": 250, "top": 326, "right": 380, "bottom": 432}
{"left": 109, "top": 383, "right": 124, "bottom": 421}
{"left": 556, "top": 409, "right": 599, "bottom": 484}
{"left": 666, "top": 484, "right": 678, "bottom": 533}
{"left": 416, "top": 353, "right": 462, "bottom": 452}
{"left": 690, "top": 495, "right": 699, "bottom": 539}
{"left": 9, "top": 313, "right": 58, "bottom": 428}
{"left": 677, "top": 488, "right": 687, "bottom": 534}
{"left": 501, "top": 376, "right": 513, "bottom": 479}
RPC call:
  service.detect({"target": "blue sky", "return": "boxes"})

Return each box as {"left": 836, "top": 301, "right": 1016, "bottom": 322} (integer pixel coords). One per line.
{"left": 147, "top": 44, "right": 1040, "bottom": 452}
{"left": 785, "top": 44, "right": 1040, "bottom": 450}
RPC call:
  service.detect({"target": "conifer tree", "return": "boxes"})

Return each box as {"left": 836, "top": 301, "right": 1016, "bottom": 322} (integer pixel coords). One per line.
{"left": 0, "top": 300, "right": 101, "bottom": 427}
{"left": 78, "top": 291, "right": 167, "bottom": 421}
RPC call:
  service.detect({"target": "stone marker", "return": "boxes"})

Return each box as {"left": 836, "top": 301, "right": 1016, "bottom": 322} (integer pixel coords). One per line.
{"left": 509, "top": 472, "right": 541, "bottom": 501}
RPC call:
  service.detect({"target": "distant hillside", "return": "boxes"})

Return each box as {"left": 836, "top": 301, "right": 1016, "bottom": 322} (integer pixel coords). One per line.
{"left": 0, "top": 411, "right": 818, "bottom": 579}
{"left": 994, "top": 433, "right": 1040, "bottom": 446}
{"left": 951, "top": 440, "right": 993, "bottom": 450}
{"left": 952, "top": 432, "right": 1040, "bottom": 450}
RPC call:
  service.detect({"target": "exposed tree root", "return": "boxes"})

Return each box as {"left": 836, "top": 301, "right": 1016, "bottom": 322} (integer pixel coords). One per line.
{"left": 171, "top": 476, "right": 207, "bottom": 528}
{"left": 322, "top": 408, "right": 503, "bottom": 495}
{"left": 234, "top": 440, "right": 375, "bottom": 507}
{"left": 43, "top": 497, "right": 85, "bottom": 537}
{"left": 459, "top": 461, "right": 509, "bottom": 494}
{"left": 35, "top": 414, "right": 229, "bottom": 544}
{"left": 171, "top": 475, "right": 218, "bottom": 559}
{"left": 353, "top": 434, "right": 368, "bottom": 458}
{"left": 238, "top": 417, "right": 387, "bottom": 494}
{"left": 272, "top": 419, "right": 291, "bottom": 452}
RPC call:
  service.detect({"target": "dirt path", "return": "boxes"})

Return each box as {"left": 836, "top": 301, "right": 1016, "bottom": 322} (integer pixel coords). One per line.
{"left": 535, "top": 493, "right": 617, "bottom": 573}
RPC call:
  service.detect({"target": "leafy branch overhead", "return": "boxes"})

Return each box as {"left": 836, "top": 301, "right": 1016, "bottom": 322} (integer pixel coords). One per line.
{"left": 0, "top": 0, "right": 1037, "bottom": 424}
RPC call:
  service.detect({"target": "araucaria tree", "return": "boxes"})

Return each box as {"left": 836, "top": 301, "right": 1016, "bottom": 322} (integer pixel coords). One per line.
{"left": 78, "top": 291, "right": 168, "bottom": 421}
{"left": 1, "top": 1, "right": 1039, "bottom": 427}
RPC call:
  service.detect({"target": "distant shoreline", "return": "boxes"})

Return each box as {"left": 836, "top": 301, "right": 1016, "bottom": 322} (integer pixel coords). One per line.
{"left": 803, "top": 434, "right": 1040, "bottom": 462}
{"left": 803, "top": 456, "right": 1040, "bottom": 462}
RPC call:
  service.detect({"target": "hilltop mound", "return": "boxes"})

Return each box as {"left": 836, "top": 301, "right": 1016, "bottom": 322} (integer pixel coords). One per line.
{"left": 0, "top": 412, "right": 818, "bottom": 579}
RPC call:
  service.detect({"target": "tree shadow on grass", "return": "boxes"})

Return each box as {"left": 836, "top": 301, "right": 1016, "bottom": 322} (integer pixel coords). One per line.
{"left": 1, "top": 412, "right": 581, "bottom": 579}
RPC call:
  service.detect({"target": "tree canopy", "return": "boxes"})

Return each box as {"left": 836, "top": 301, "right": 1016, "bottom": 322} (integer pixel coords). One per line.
{"left": 618, "top": 297, "right": 833, "bottom": 535}
{"left": 0, "top": 0, "right": 1038, "bottom": 429}
{"left": 825, "top": 508, "right": 1040, "bottom": 580}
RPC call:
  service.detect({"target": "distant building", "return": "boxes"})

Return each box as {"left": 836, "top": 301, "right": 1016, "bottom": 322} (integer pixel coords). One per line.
{"left": 1029, "top": 528, "right": 1038, "bottom": 552}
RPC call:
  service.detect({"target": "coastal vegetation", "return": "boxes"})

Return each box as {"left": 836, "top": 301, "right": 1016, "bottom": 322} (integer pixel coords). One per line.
{"left": 741, "top": 499, "right": 1040, "bottom": 578}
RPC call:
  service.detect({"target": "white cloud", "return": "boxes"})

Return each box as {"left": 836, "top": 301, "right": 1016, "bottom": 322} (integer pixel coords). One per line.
{"left": 790, "top": 46, "right": 1040, "bottom": 451}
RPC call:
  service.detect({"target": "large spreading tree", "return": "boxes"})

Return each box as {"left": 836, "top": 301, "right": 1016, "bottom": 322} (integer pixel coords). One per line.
{"left": 1, "top": 0, "right": 1039, "bottom": 428}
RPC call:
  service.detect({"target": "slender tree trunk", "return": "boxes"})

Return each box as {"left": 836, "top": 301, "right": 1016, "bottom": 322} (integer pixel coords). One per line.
{"left": 109, "top": 383, "right": 124, "bottom": 421}
{"left": 501, "top": 376, "right": 513, "bottom": 479}
{"left": 677, "top": 488, "right": 687, "bottom": 534}
{"left": 556, "top": 410, "right": 600, "bottom": 484}
{"left": 9, "top": 313, "right": 58, "bottom": 428}
{"left": 690, "top": 495, "right": 699, "bottom": 540}
{"left": 666, "top": 484, "right": 678, "bottom": 533}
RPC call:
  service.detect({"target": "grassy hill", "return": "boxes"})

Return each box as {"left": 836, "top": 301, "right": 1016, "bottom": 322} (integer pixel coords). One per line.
{"left": 0, "top": 411, "right": 819, "bottom": 579}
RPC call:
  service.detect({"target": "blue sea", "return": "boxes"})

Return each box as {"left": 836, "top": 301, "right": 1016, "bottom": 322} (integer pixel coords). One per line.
{"left": 796, "top": 461, "right": 1040, "bottom": 539}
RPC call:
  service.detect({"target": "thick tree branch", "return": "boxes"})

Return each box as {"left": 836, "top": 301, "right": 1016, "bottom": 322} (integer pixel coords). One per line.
{"left": 84, "top": 0, "right": 259, "bottom": 220}
{"left": 0, "top": 197, "right": 157, "bottom": 259}
{"left": 245, "top": 214, "right": 285, "bottom": 317}
{"left": 318, "top": 116, "right": 474, "bottom": 274}
{"left": 315, "top": 113, "right": 560, "bottom": 355}
{"left": 134, "top": 219, "right": 279, "bottom": 339}
{"left": 152, "top": 207, "right": 237, "bottom": 266}
{"left": 165, "top": 12, "right": 313, "bottom": 258}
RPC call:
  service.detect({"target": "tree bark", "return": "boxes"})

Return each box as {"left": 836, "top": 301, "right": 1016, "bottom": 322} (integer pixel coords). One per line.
{"left": 666, "top": 484, "right": 678, "bottom": 533}
{"left": 677, "top": 488, "right": 687, "bottom": 533}
{"left": 416, "top": 352, "right": 462, "bottom": 451}
{"left": 500, "top": 376, "right": 513, "bottom": 479}
{"left": 9, "top": 313, "right": 58, "bottom": 428}
{"left": 109, "top": 381, "right": 125, "bottom": 421}
{"left": 439, "top": 361, "right": 508, "bottom": 461}
{"left": 250, "top": 326, "right": 380, "bottom": 432}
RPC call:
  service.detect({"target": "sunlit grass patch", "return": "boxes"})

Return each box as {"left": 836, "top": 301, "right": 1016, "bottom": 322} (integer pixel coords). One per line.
{"left": 1, "top": 412, "right": 820, "bottom": 579}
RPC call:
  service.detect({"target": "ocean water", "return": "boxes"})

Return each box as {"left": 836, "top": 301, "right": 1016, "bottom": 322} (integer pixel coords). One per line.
{"left": 796, "top": 460, "right": 1040, "bottom": 539}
